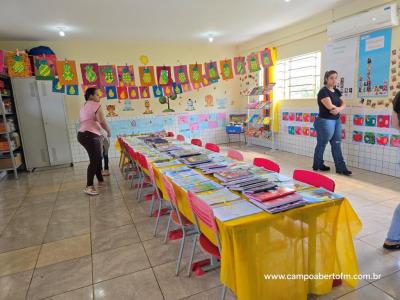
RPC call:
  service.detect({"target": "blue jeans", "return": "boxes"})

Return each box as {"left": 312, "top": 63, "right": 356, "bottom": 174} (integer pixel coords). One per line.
{"left": 313, "top": 117, "right": 347, "bottom": 172}
{"left": 387, "top": 205, "right": 400, "bottom": 243}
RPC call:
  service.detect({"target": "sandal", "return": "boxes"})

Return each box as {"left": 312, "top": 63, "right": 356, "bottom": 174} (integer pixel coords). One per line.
{"left": 383, "top": 242, "right": 400, "bottom": 250}
{"left": 83, "top": 186, "right": 99, "bottom": 196}
{"left": 102, "top": 170, "right": 110, "bottom": 176}
{"left": 98, "top": 181, "right": 106, "bottom": 188}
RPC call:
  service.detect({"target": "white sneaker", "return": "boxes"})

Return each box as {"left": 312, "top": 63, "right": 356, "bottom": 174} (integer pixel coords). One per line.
{"left": 83, "top": 186, "right": 99, "bottom": 196}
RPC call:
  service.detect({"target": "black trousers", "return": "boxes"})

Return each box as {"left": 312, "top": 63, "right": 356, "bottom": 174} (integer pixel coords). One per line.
{"left": 77, "top": 131, "right": 104, "bottom": 186}
{"left": 102, "top": 153, "right": 109, "bottom": 170}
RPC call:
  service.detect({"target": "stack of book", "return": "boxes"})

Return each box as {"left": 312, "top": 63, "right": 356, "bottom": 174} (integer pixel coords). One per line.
{"left": 196, "top": 188, "right": 241, "bottom": 206}
{"left": 247, "top": 193, "right": 307, "bottom": 214}
{"left": 155, "top": 144, "right": 183, "bottom": 152}
{"left": 212, "top": 200, "right": 263, "bottom": 222}
{"left": 244, "top": 187, "right": 295, "bottom": 202}
{"left": 153, "top": 159, "right": 183, "bottom": 169}
{"left": 298, "top": 188, "right": 344, "bottom": 203}
{"left": 180, "top": 154, "right": 211, "bottom": 166}
{"left": 197, "top": 163, "right": 228, "bottom": 174}
{"left": 170, "top": 149, "right": 202, "bottom": 158}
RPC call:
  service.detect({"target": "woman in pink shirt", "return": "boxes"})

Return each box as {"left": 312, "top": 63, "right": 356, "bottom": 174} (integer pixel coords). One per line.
{"left": 78, "top": 87, "right": 111, "bottom": 195}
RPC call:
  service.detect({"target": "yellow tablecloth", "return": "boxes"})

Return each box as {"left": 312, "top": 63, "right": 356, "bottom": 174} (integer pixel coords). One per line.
{"left": 151, "top": 163, "right": 362, "bottom": 300}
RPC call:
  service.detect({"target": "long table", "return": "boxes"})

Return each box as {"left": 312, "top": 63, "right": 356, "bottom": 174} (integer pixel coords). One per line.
{"left": 124, "top": 136, "right": 362, "bottom": 300}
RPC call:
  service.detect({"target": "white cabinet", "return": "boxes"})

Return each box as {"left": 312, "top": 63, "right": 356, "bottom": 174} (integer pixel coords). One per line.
{"left": 12, "top": 77, "right": 72, "bottom": 170}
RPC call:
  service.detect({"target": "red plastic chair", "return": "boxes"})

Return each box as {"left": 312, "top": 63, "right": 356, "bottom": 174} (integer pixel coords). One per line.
{"left": 191, "top": 138, "right": 203, "bottom": 147}
{"left": 177, "top": 134, "right": 185, "bottom": 142}
{"left": 293, "top": 169, "right": 335, "bottom": 192}
{"left": 253, "top": 157, "right": 280, "bottom": 173}
{"left": 227, "top": 148, "right": 244, "bottom": 161}
{"left": 187, "top": 191, "right": 227, "bottom": 298}
{"left": 205, "top": 143, "right": 220, "bottom": 153}
{"left": 162, "top": 175, "right": 194, "bottom": 275}
{"left": 167, "top": 131, "right": 175, "bottom": 137}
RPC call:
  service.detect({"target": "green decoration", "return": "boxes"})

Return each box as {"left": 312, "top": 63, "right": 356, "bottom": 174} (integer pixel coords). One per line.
{"left": 104, "top": 66, "right": 115, "bottom": 84}
{"left": 85, "top": 65, "right": 97, "bottom": 83}
{"left": 192, "top": 66, "right": 200, "bottom": 81}
{"left": 159, "top": 69, "right": 168, "bottom": 85}
{"left": 143, "top": 68, "right": 151, "bottom": 84}
{"left": 159, "top": 94, "right": 177, "bottom": 112}
{"left": 122, "top": 67, "right": 131, "bottom": 84}
{"left": 223, "top": 63, "right": 230, "bottom": 78}
{"left": 178, "top": 68, "right": 186, "bottom": 82}
{"left": 12, "top": 55, "right": 25, "bottom": 73}
{"left": 63, "top": 63, "right": 74, "bottom": 81}
{"left": 209, "top": 63, "right": 216, "bottom": 79}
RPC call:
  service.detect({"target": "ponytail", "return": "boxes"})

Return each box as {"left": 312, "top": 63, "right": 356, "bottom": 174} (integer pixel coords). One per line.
{"left": 323, "top": 70, "right": 338, "bottom": 85}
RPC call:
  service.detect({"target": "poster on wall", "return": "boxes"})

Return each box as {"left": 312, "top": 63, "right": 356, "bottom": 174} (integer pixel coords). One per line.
{"left": 357, "top": 28, "right": 392, "bottom": 98}
{"left": 325, "top": 37, "right": 357, "bottom": 99}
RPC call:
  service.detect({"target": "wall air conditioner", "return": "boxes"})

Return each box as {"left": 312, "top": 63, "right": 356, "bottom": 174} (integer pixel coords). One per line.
{"left": 327, "top": 3, "right": 399, "bottom": 40}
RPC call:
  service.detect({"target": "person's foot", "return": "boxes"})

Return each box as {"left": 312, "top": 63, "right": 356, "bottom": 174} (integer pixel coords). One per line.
{"left": 102, "top": 170, "right": 110, "bottom": 176}
{"left": 313, "top": 165, "right": 330, "bottom": 171}
{"left": 83, "top": 186, "right": 99, "bottom": 196}
{"left": 98, "top": 181, "right": 106, "bottom": 188}
{"left": 383, "top": 241, "right": 400, "bottom": 250}
{"left": 336, "top": 169, "right": 352, "bottom": 176}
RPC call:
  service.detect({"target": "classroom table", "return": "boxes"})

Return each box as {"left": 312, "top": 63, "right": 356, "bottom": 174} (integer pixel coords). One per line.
{"left": 125, "top": 136, "right": 362, "bottom": 300}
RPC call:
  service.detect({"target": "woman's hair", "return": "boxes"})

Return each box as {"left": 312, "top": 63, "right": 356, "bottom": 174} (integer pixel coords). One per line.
{"left": 393, "top": 91, "right": 400, "bottom": 114}
{"left": 84, "top": 87, "right": 97, "bottom": 101}
{"left": 323, "top": 70, "right": 338, "bottom": 85}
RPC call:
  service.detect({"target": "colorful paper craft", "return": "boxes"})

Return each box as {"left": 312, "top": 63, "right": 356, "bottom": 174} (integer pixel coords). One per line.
{"left": 172, "top": 82, "right": 183, "bottom": 94}
{"left": 34, "top": 56, "right": 56, "bottom": 80}
{"left": 189, "top": 64, "right": 203, "bottom": 83}
{"left": 310, "top": 113, "right": 318, "bottom": 123}
{"left": 117, "top": 86, "right": 128, "bottom": 100}
{"left": 173, "top": 65, "right": 189, "bottom": 84}
{"left": 302, "top": 113, "right": 310, "bottom": 122}
{"left": 66, "top": 85, "right": 79, "bottom": 96}
{"left": 163, "top": 85, "right": 174, "bottom": 97}
{"left": 376, "top": 133, "right": 389, "bottom": 146}
{"left": 139, "top": 86, "right": 150, "bottom": 98}
{"left": 99, "top": 65, "right": 118, "bottom": 87}
{"left": 288, "top": 126, "right": 295, "bottom": 135}
{"left": 105, "top": 86, "right": 117, "bottom": 100}
{"left": 364, "top": 132, "right": 376, "bottom": 144}
{"left": 117, "top": 65, "right": 135, "bottom": 87}
{"left": 260, "top": 48, "right": 273, "bottom": 68}
{"left": 156, "top": 66, "right": 172, "bottom": 86}
{"left": 233, "top": 56, "right": 246, "bottom": 75}
{"left": 52, "top": 79, "right": 65, "bottom": 93}
{"left": 0, "top": 50, "right": 5, "bottom": 74}
{"left": 152, "top": 85, "right": 163, "bottom": 97}
{"left": 139, "top": 66, "right": 156, "bottom": 86}
{"left": 56, "top": 60, "right": 78, "bottom": 85}
{"left": 340, "top": 114, "right": 346, "bottom": 124}
{"left": 6, "top": 52, "right": 31, "bottom": 77}
{"left": 80, "top": 63, "right": 100, "bottom": 86}
{"left": 247, "top": 53, "right": 260, "bottom": 73}
{"left": 219, "top": 59, "right": 233, "bottom": 80}
{"left": 365, "top": 115, "right": 377, "bottom": 127}
{"left": 353, "top": 115, "right": 364, "bottom": 126}
{"left": 128, "top": 86, "right": 139, "bottom": 99}
{"left": 390, "top": 135, "right": 400, "bottom": 147}
{"left": 302, "top": 127, "right": 310, "bottom": 136}
{"left": 204, "top": 61, "right": 219, "bottom": 81}
{"left": 377, "top": 115, "right": 390, "bottom": 128}
{"left": 295, "top": 113, "right": 303, "bottom": 122}
{"left": 310, "top": 128, "right": 317, "bottom": 137}
{"left": 182, "top": 83, "right": 192, "bottom": 92}
{"left": 352, "top": 131, "right": 363, "bottom": 142}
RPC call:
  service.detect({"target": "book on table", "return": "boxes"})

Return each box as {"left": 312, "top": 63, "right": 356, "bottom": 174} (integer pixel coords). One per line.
{"left": 153, "top": 159, "right": 183, "bottom": 168}
{"left": 212, "top": 200, "right": 263, "bottom": 222}
{"left": 241, "top": 182, "right": 278, "bottom": 194}
{"left": 213, "top": 169, "right": 251, "bottom": 182}
{"left": 248, "top": 193, "right": 307, "bottom": 214}
{"left": 179, "top": 180, "right": 222, "bottom": 193}
{"left": 180, "top": 154, "right": 211, "bottom": 166}
{"left": 196, "top": 188, "right": 241, "bottom": 206}
{"left": 170, "top": 149, "right": 202, "bottom": 158}
{"left": 298, "top": 188, "right": 344, "bottom": 203}
{"left": 244, "top": 187, "right": 295, "bottom": 202}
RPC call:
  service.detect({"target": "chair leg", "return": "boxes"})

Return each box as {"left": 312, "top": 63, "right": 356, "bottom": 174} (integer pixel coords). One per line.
{"left": 149, "top": 192, "right": 156, "bottom": 216}
{"left": 175, "top": 231, "right": 186, "bottom": 276}
{"left": 221, "top": 285, "right": 227, "bottom": 300}
{"left": 153, "top": 196, "right": 163, "bottom": 236}
{"left": 163, "top": 211, "right": 172, "bottom": 244}
{"left": 187, "top": 234, "right": 198, "bottom": 277}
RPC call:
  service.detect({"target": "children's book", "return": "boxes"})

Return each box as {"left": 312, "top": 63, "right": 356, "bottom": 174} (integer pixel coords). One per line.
{"left": 276, "top": 180, "right": 311, "bottom": 191}
{"left": 153, "top": 159, "right": 183, "bottom": 168}
{"left": 248, "top": 193, "right": 306, "bottom": 213}
{"left": 213, "top": 200, "right": 263, "bottom": 222}
{"left": 180, "top": 154, "right": 211, "bottom": 166}
{"left": 214, "top": 169, "right": 251, "bottom": 182}
{"left": 222, "top": 176, "right": 262, "bottom": 187}
{"left": 244, "top": 187, "right": 295, "bottom": 202}
{"left": 180, "top": 180, "right": 222, "bottom": 193}
{"left": 170, "top": 149, "right": 202, "bottom": 158}
{"left": 241, "top": 182, "right": 277, "bottom": 194}
{"left": 196, "top": 188, "right": 241, "bottom": 206}
{"left": 298, "top": 188, "right": 344, "bottom": 203}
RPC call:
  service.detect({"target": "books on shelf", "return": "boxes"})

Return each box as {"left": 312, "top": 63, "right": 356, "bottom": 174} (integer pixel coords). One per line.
{"left": 244, "top": 187, "right": 295, "bottom": 202}
{"left": 213, "top": 200, "right": 263, "bottom": 222}
{"left": 298, "top": 188, "right": 344, "bottom": 203}
{"left": 196, "top": 188, "right": 241, "bottom": 206}
{"left": 248, "top": 193, "right": 307, "bottom": 214}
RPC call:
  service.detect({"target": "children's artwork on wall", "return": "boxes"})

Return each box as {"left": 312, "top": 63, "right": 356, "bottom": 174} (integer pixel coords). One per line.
{"left": 66, "top": 85, "right": 79, "bottom": 96}
{"left": 186, "top": 98, "right": 195, "bottom": 111}
{"left": 159, "top": 94, "right": 177, "bottom": 112}
{"left": 117, "top": 65, "right": 135, "bottom": 87}
{"left": 105, "top": 86, "right": 117, "bottom": 100}
{"left": 163, "top": 85, "right": 173, "bottom": 97}
{"left": 341, "top": 129, "right": 346, "bottom": 140}
{"left": 216, "top": 98, "right": 226, "bottom": 109}
{"left": 156, "top": 66, "right": 172, "bottom": 86}
{"left": 152, "top": 85, "right": 163, "bottom": 98}
{"left": 201, "top": 75, "right": 211, "bottom": 87}
{"left": 97, "top": 87, "right": 106, "bottom": 99}
{"left": 363, "top": 132, "right": 376, "bottom": 144}
{"left": 33, "top": 56, "right": 55, "bottom": 80}
{"left": 295, "top": 113, "right": 303, "bottom": 122}
{"left": 247, "top": 53, "right": 260, "bottom": 73}
{"left": 122, "top": 100, "right": 134, "bottom": 111}
{"left": 99, "top": 65, "right": 118, "bottom": 87}
{"left": 302, "top": 127, "right": 310, "bottom": 136}
{"left": 353, "top": 114, "right": 364, "bottom": 126}
{"left": 302, "top": 113, "right": 310, "bottom": 122}
{"left": 282, "top": 112, "right": 289, "bottom": 121}
{"left": 56, "top": 60, "right": 78, "bottom": 85}
{"left": 365, "top": 115, "right": 377, "bottom": 127}
{"left": 204, "top": 61, "right": 219, "bottom": 81}
{"left": 205, "top": 94, "right": 214, "bottom": 107}
{"left": 390, "top": 135, "right": 400, "bottom": 147}
{"left": 80, "top": 63, "right": 100, "bottom": 86}
{"left": 310, "top": 128, "right": 317, "bottom": 137}
{"left": 52, "top": 78, "right": 65, "bottom": 93}
{"left": 6, "top": 52, "right": 31, "bottom": 77}
{"left": 288, "top": 112, "right": 295, "bottom": 121}
{"left": 294, "top": 126, "right": 302, "bottom": 135}
{"left": 352, "top": 131, "right": 363, "bottom": 142}
{"left": 189, "top": 64, "right": 202, "bottom": 83}
{"left": 358, "top": 28, "right": 392, "bottom": 98}
{"left": 233, "top": 56, "right": 246, "bottom": 76}
{"left": 377, "top": 115, "right": 390, "bottom": 128}
{"left": 128, "top": 86, "right": 139, "bottom": 100}
{"left": 139, "top": 86, "right": 150, "bottom": 98}
{"left": 376, "top": 133, "right": 389, "bottom": 146}
{"left": 219, "top": 59, "right": 233, "bottom": 80}
{"left": 172, "top": 82, "right": 182, "bottom": 94}
{"left": 173, "top": 65, "right": 189, "bottom": 84}
{"left": 143, "top": 99, "right": 153, "bottom": 114}
{"left": 192, "top": 82, "right": 201, "bottom": 90}
{"left": 340, "top": 114, "right": 346, "bottom": 124}
{"left": 117, "top": 86, "right": 128, "bottom": 101}
{"left": 260, "top": 48, "right": 273, "bottom": 68}
{"left": 139, "top": 66, "right": 156, "bottom": 86}
{"left": 0, "top": 50, "right": 5, "bottom": 74}
{"left": 182, "top": 83, "right": 191, "bottom": 92}
{"left": 288, "top": 126, "right": 295, "bottom": 135}
{"left": 106, "top": 104, "right": 118, "bottom": 117}
{"left": 310, "top": 113, "right": 318, "bottom": 123}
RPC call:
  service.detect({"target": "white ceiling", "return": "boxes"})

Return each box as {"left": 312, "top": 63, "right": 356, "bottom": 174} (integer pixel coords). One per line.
{"left": 0, "top": 0, "right": 345, "bottom": 44}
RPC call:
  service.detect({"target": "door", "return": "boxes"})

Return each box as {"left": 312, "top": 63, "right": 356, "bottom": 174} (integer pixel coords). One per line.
{"left": 11, "top": 77, "right": 50, "bottom": 169}
{"left": 36, "top": 80, "right": 73, "bottom": 166}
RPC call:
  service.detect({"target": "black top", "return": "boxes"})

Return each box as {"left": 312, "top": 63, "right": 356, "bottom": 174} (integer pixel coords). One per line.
{"left": 317, "top": 87, "right": 342, "bottom": 120}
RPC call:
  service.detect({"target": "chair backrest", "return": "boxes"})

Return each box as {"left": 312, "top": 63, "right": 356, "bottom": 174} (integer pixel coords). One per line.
{"left": 293, "top": 169, "right": 335, "bottom": 192}
{"left": 191, "top": 138, "right": 203, "bottom": 147}
{"left": 205, "top": 143, "right": 220, "bottom": 153}
{"left": 187, "top": 191, "right": 218, "bottom": 235}
{"left": 176, "top": 134, "right": 185, "bottom": 142}
{"left": 126, "top": 145, "right": 136, "bottom": 161}
{"left": 161, "top": 175, "right": 177, "bottom": 207}
{"left": 253, "top": 157, "right": 280, "bottom": 173}
{"left": 167, "top": 131, "right": 175, "bottom": 137}
{"left": 227, "top": 148, "right": 244, "bottom": 161}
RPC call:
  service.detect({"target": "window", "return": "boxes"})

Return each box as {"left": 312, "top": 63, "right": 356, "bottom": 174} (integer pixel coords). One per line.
{"left": 274, "top": 52, "right": 321, "bottom": 100}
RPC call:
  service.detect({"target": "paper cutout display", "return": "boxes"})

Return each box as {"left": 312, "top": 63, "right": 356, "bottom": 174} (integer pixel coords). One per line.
{"left": 143, "top": 99, "right": 153, "bottom": 114}
{"left": 310, "top": 128, "right": 317, "bottom": 137}
{"left": 189, "top": 64, "right": 203, "bottom": 83}
{"left": 123, "top": 100, "right": 134, "bottom": 111}
{"left": 163, "top": 85, "right": 173, "bottom": 97}
{"left": 260, "top": 48, "right": 273, "bottom": 68}
{"left": 156, "top": 66, "right": 172, "bottom": 86}
{"left": 390, "top": 135, "right": 400, "bottom": 147}
{"left": 364, "top": 132, "right": 375, "bottom": 144}
{"left": 302, "top": 113, "right": 310, "bottom": 122}
{"left": 128, "top": 86, "right": 139, "bottom": 99}
{"left": 152, "top": 85, "right": 163, "bottom": 97}
{"left": 247, "top": 53, "right": 260, "bottom": 73}
{"left": 294, "top": 126, "right": 302, "bottom": 135}
{"left": 289, "top": 112, "right": 295, "bottom": 121}
{"left": 0, "top": 50, "right": 5, "bottom": 74}
{"left": 117, "top": 86, "right": 128, "bottom": 100}
{"left": 105, "top": 86, "right": 117, "bottom": 100}
{"left": 80, "top": 63, "right": 100, "bottom": 86}
{"left": 56, "top": 60, "right": 78, "bottom": 85}
{"left": 192, "top": 82, "right": 201, "bottom": 90}
{"left": 205, "top": 95, "right": 214, "bottom": 107}
{"left": 182, "top": 83, "right": 192, "bottom": 92}
{"left": 376, "top": 133, "right": 389, "bottom": 146}
{"left": 99, "top": 65, "right": 118, "bottom": 87}
{"left": 310, "top": 113, "right": 318, "bottom": 123}
{"left": 295, "top": 113, "right": 303, "bottom": 122}
{"left": 377, "top": 115, "right": 390, "bottom": 128}
{"left": 340, "top": 114, "right": 346, "bottom": 124}
{"left": 6, "top": 52, "right": 31, "bottom": 77}
{"left": 106, "top": 104, "right": 118, "bottom": 117}
{"left": 352, "top": 131, "right": 363, "bottom": 142}
{"left": 172, "top": 82, "right": 182, "bottom": 94}
{"left": 139, "top": 66, "right": 156, "bottom": 86}
{"left": 66, "top": 85, "right": 79, "bottom": 96}
{"left": 365, "top": 115, "right": 377, "bottom": 127}
{"left": 233, "top": 56, "right": 246, "bottom": 75}
{"left": 34, "top": 56, "right": 56, "bottom": 80}
{"left": 52, "top": 79, "right": 65, "bottom": 93}
{"left": 139, "top": 86, "right": 150, "bottom": 98}
{"left": 282, "top": 112, "right": 289, "bottom": 121}
{"left": 219, "top": 59, "right": 233, "bottom": 80}
{"left": 174, "top": 65, "right": 189, "bottom": 84}
{"left": 341, "top": 129, "right": 346, "bottom": 140}
{"left": 353, "top": 115, "right": 364, "bottom": 126}
{"left": 302, "top": 127, "right": 310, "bottom": 136}
{"left": 288, "top": 126, "right": 295, "bottom": 135}
{"left": 139, "top": 55, "right": 149, "bottom": 65}
{"left": 117, "top": 65, "right": 135, "bottom": 87}
{"left": 202, "top": 75, "right": 211, "bottom": 87}
{"left": 204, "top": 61, "right": 219, "bottom": 81}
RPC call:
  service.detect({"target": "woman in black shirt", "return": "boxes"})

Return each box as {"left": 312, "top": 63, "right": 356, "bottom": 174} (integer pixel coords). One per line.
{"left": 312, "top": 70, "right": 351, "bottom": 175}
